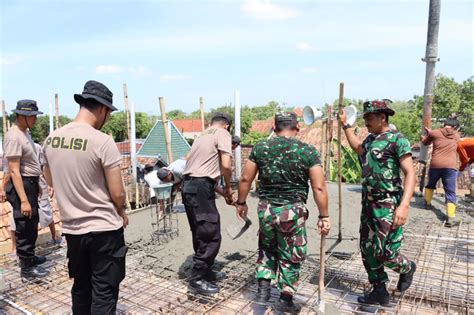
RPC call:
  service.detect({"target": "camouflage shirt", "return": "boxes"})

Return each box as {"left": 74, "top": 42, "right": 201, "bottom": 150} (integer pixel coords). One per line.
{"left": 361, "top": 131, "right": 411, "bottom": 195}
{"left": 249, "top": 136, "right": 321, "bottom": 206}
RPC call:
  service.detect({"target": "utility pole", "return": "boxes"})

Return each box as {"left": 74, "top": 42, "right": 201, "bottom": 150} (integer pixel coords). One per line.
{"left": 419, "top": 0, "right": 441, "bottom": 193}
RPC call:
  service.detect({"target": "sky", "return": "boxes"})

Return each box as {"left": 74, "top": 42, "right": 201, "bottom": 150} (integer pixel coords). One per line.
{"left": 0, "top": 0, "right": 472, "bottom": 118}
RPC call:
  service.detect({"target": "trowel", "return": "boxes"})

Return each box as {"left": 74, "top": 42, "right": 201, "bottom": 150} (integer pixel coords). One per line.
{"left": 226, "top": 217, "right": 252, "bottom": 239}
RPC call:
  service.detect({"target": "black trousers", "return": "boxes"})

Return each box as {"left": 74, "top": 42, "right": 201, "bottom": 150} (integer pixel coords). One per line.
{"left": 182, "top": 177, "right": 221, "bottom": 275}
{"left": 65, "top": 228, "right": 127, "bottom": 315}
{"left": 6, "top": 176, "right": 39, "bottom": 263}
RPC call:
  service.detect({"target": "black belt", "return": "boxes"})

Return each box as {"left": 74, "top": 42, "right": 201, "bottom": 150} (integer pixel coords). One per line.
{"left": 183, "top": 175, "right": 216, "bottom": 185}
{"left": 22, "top": 176, "right": 39, "bottom": 182}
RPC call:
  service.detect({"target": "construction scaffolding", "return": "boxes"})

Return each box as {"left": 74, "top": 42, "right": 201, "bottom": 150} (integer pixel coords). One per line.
{"left": 0, "top": 218, "right": 472, "bottom": 314}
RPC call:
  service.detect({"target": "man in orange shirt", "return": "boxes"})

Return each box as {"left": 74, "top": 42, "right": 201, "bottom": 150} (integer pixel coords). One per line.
{"left": 457, "top": 138, "right": 474, "bottom": 200}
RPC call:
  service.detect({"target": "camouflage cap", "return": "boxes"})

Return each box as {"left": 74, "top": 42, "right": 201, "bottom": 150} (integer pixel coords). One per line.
{"left": 274, "top": 111, "right": 298, "bottom": 125}
{"left": 362, "top": 99, "right": 395, "bottom": 116}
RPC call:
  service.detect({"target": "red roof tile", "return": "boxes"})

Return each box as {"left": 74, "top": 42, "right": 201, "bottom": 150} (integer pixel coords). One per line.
{"left": 293, "top": 107, "right": 303, "bottom": 117}
{"left": 250, "top": 119, "right": 273, "bottom": 134}
{"left": 172, "top": 119, "right": 204, "bottom": 133}
{"left": 116, "top": 141, "right": 143, "bottom": 155}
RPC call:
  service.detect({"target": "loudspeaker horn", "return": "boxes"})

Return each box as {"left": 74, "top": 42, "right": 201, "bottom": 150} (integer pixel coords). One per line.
{"left": 302, "top": 104, "right": 359, "bottom": 126}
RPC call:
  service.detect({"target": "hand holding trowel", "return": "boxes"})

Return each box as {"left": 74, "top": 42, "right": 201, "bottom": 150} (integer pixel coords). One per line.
{"left": 226, "top": 201, "right": 252, "bottom": 239}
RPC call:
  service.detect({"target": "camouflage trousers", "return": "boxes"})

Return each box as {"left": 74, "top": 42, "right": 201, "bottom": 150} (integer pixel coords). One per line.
{"left": 256, "top": 200, "right": 308, "bottom": 295}
{"left": 360, "top": 191, "right": 412, "bottom": 284}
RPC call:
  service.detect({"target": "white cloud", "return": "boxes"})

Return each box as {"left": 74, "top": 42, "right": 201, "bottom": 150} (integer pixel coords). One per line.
{"left": 301, "top": 67, "right": 318, "bottom": 73}
{"left": 0, "top": 56, "right": 22, "bottom": 66}
{"left": 160, "top": 74, "right": 191, "bottom": 81}
{"left": 95, "top": 65, "right": 123, "bottom": 74}
{"left": 296, "top": 42, "right": 317, "bottom": 52}
{"left": 241, "top": 0, "right": 300, "bottom": 20}
{"left": 129, "top": 65, "right": 152, "bottom": 76}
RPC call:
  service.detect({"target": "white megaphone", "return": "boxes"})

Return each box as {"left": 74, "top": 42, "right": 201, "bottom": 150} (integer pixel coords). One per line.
{"left": 303, "top": 104, "right": 359, "bottom": 126}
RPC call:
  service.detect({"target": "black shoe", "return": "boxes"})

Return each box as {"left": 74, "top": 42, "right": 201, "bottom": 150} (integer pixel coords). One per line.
{"left": 254, "top": 279, "right": 271, "bottom": 305}
{"left": 357, "top": 283, "right": 390, "bottom": 306}
{"left": 189, "top": 278, "right": 219, "bottom": 295}
{"left": 204, "top": 270, "right": 226, "bottom": 282}
{"left": 33, "top": 255, "right": 47, "bottom": 265}
{"left": 21, "top": 266, "right": 49, "bottom": 279}
{"left": 273, "top": 297, "right": 301, "bottom": 314}
{"left": 397, "top": 261, "right": 417, "bottom": 292}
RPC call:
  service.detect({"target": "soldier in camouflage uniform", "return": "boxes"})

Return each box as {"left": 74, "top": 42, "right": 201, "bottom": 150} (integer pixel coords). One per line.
{"left": 236, "top": 112, "right": 330, "bottom": 313}
{"left": 340, "top": 99, "right": 417, "bottom": 306}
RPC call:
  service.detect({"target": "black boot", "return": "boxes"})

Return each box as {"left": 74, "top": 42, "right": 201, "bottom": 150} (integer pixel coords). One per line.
{"left": 20, "top": 259, "right": 49, "bottom": 279}
{"left": 254, "top": 279, "right": 271, "bottom": 305}
{"left": 273, "top": 293, "right": 301, "bottom": 314}
{"left": 189, "top": 278, "right": 220, "bottom": 294}
{"left": 33, "top": 255, "right": 47, "bottom": 265}
{"left": 357, "top": 283, "right": 390, "bottom": 306}
{"left": 204, "top": 270, "right": 226, "bottom": 282}
{"left": 397, "top": 261, "right": 417, "bottom": 292}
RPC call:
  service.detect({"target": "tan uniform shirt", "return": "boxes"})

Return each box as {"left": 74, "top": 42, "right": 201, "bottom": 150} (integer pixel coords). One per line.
{"left": 43, "top": 122, "right": 123, "bottom": 235}
{"left": 3, "top": 125, "right": 41, "bottom": 176}
{"left": 183, "top": 127, "right": 232, "bottom": 180}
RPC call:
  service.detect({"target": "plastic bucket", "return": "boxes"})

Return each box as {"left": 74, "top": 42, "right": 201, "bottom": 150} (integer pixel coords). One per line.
{"left": 152, "top": 183, "right": 173, "bottom": 200}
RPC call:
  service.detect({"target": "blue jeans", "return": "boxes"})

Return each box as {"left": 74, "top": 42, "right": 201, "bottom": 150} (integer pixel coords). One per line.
{"left": 426, "top": 168, "right": 457, "bottom": 204}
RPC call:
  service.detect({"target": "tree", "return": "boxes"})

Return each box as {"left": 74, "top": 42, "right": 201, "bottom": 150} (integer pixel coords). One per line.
{"left": 167, "top": 110, "right": 186, "bottom": 120}
{"left": 241, "top": 131, "right": 267, "bottom": 145}
{"left": 102, "top": 111, "right": 154, "bottom": 142}
{"left": 30, "top": 115, "right": 72, "bottom": 143}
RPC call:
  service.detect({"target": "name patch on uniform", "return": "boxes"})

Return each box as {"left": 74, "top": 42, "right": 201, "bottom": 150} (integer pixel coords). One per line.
{"left": 45, "top": 137, "right": 88, "bottom": 151}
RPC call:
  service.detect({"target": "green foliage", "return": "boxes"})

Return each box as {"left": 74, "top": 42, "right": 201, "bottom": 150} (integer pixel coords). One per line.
{"left": 167, "top": 110, "right": 186, "bottom": 120}
{"left": 412, "top": 74, "right": 474, "bottom": 136}
{"left": 29, "top": 115, "right": 72, "bottom": 144}
{"left": 389, "top": 101, "right": 420, "bottom": 143}
{"left": 329, "top": 140, "right": 362, "bottom": 183}
{"left": 101, "top": 111, "right": 153, "bottom": 142}
{"left": 241, "top": 131, "right": 267, "bottom": 145}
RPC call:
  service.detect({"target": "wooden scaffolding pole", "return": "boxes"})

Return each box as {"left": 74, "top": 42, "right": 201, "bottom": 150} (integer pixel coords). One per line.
{"left": 159, "top": 97, "right": 174, "bottom": 163}
{"left": 337, "top": 82, "right": 344, "bottom": 243}
{"left": 54, "top": 94, "right": 60, "bottom": 129}
{"left": 199, "top": 97, "right": 205, "bottom": 131}
{"left": 123, "top": 84, "right": 131, "bottom": 144}
{"left": 1, "top": 100, "right": 7, "bottom": 135}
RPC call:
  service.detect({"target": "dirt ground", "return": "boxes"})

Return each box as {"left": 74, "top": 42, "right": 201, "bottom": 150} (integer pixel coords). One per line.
{"left": 124, "top": 182, "right": 473, "bottom": 274}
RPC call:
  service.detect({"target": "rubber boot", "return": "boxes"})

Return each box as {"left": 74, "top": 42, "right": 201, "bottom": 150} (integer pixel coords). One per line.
{"left": 424, "top": 188, "right": 434, "bottom": 209}
{"left": 445, "top": 203, "right": 456, "bottom": 227}
{"left": 357, "top": 283, "right": 390, "bottom": 306}
{"left": 397, "top": 261, "right": 416, "bottom": 292}
{"left": 254, "top": 279, "right": 271, "bottom": 305}
{"left": 273, "top": 293, "right": 301, "bottom": 314}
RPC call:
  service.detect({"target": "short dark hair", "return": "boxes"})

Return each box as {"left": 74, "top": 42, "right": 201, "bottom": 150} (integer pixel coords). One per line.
{"left": 232, "top": 135, "right": 241, "bottom": 146}
{"left": 211, "top": 112, "right": 232, "bottom": 127}
{"left": 79, "top": 99, "right": 104, "bottom": 111}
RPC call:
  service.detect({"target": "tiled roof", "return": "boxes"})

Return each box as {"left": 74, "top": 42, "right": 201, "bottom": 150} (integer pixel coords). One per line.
{"left": 173, "top": 119, "right": 204, "bottom": 133}
{"left": 116, "top": 140, "right": 144, "bottom": 155}
{"left": 136, "top": 121, "right": 191, "bottom": 163}
{"left": 250, "top": 119, "right": 273, "bottom": 134}
{"left": 1, "top": 173, "right": 62, "bottom": 246}
{"left": 293, "top": 107, "right": 303, "bottom": 117}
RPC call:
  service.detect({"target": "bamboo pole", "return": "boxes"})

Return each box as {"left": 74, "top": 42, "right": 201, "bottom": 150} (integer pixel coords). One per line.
{"left": 321, "top": 121, "right": 327, "bottom": 175}
{"left": 325, "top": 106, "right": 333, "bottom": 178}
{"left": 199, "top": 97, "right": 205, "bottom": 131}
{"left": 1, "top": 100, "right": 6, "bottom": 135}
{"left": 123, "top": 84, "right": 131, "bottom": 143}
{"left": 337, "top": 82, "right": 344, "bottom": 243}
{"left": 54, "top": 94, "right": 59, "bottom": 129}
{"left": 159, "top": 97, "right": 174, "bottom": 163}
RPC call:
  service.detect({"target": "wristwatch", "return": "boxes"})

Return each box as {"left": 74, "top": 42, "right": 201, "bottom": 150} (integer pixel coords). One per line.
{"left": 342, "top": 123, "right": 352, "bottom": 130}
{"left": 236, "top": 200, "right": 247, "bottom": 206}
